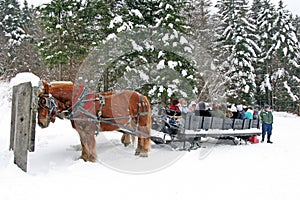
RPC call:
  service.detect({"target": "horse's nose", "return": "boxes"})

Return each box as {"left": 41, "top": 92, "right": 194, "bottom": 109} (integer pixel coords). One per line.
{"left": 38, "top": 121, "right": 44, "bottom": 128}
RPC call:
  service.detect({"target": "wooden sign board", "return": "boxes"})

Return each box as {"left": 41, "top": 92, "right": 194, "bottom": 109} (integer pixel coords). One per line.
{"left": 9, "top": 82, "right": 37, "bottom": 172}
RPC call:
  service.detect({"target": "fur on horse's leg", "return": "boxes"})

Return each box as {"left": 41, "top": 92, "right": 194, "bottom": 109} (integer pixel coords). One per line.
{"left": 135, "top": 138, "right": 142, "bottom": 156}
{"left": 135, "top": 125, "right": 151, "bottom": 157}
{"left": 77, "top": 127, "right": 97, "bottom": 162}
{"left": 135, "top": 138, "right": 150, "bottom": 157}
{"left": 121, "top": 133, "right": 131, "bottom": 147}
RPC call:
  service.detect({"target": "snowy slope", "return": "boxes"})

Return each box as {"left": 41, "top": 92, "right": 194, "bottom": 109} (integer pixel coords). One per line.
{"left": 1, "top": 73, "right": 300, "bottom": 200}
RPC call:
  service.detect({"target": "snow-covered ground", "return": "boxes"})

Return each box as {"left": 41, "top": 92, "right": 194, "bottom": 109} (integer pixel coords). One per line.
{"left": 1, "top": 73, "right": 300, "bottom": 200}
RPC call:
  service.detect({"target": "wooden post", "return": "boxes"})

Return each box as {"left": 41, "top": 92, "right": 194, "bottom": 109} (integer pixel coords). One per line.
{"left": 9, "top": 86, "right": 17, "bottom": 151}
{"left": 28, "top": 86, "right": 38, "bottom": 152}
{"left": 9, "top": 82, "right": 35, "bottom": 172}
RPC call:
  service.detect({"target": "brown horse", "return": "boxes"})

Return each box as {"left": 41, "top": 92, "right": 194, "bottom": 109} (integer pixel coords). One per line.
{"left": 37, "top": 81, "right": 151, "bottom": 162}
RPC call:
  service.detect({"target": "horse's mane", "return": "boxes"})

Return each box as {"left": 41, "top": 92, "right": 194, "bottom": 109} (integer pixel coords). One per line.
{"left": 101, "top": 91, "right": 116, "bottom": 96}
{"left": 49, "top": 81, "right": 74, "bottom": 95}
{"left": 50, "top": 81, "right": 74, "bottom": 87}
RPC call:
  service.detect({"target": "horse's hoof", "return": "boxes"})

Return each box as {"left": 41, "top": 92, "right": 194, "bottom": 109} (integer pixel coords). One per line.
{"left": 89, "top": 158, "right": 97, "bottom": 162}
{"left": 123, "top": 142, "right": 130, "bottom": 147}
{"left": 139, "top": 152, "right": 148, "bottom": 157}
{"left": 80, "top": 155, "right": 97, "bottom": 162}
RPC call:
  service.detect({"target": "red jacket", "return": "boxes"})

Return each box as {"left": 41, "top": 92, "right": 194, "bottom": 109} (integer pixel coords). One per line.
{"left": 169, "top": 104, "right": 180, "bottom": 111}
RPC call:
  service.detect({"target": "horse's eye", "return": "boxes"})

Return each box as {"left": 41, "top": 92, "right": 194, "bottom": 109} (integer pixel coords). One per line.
{"left": 39, "top": 98, "right": 47, "bottom": 107}
{"left": 41, "top": 99, "right": 46, "bottom": 105}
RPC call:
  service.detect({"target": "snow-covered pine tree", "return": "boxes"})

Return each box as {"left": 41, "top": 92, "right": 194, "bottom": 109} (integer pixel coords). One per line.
{"left": 37, "top": 0, "right": 84, "bottom": 80}
{"left": 269, "top": 0, "right": 300, "bottom": 111}
{"left": 253, "top": 0, "right": 300, "bottom": 110}
{"left": 0, "top": 0, "right": 25, "bottom": 45}
{"left": 100, "top": 0, "right": 196, "bottom": 103}
{"left": 78, "top": 0, "right": 112, "bottom": 47}
{"left": 37, "top": 0, "right": 111, "bottom": 81}
{"left": 215, "top": 0, "right": 260, "bottom": 105}
{"left": 187, "top": 0, "right": 224, "bottom": 102}
{"left": 0, "top": 0, "right": 34, "bottom": 79}
{"left": 18, "top": 0, "right": 44, "bottom": 79}
{"left": 251, "top": 0, "right": 276, "bottom": 106}
{"left": 292, "top": 15, "right": 300, "bottom": 41}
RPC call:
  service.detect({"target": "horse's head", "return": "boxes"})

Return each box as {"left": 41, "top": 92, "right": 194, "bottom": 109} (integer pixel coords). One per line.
{"left": 37, "top": 81, "right": 57, "bottom": 128}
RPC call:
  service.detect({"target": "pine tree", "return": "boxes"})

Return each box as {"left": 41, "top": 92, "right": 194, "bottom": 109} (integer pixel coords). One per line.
{"left": 215, "top": 0, "right": 260, "bottom": 105}
{"left": 186, "top": 0, "right": 222, "bottom": 102}
{"left": 0, "top": 0, "right": 33, "bottom": 79}
{"left": 251, "top": 0, "right": 275, "bottom": 106}
{"left": 37, "top": 0, "right": 111, "bottom": 81}
{"left": 98, "top": 0, "right": 196, "bottom": 103}
{"left": 0, "top": 0, "right": 25, "bottom": 45}
{"left": 37, "top": 0, "right": 83, "bottom": 80}
{"left": 270, "top": 0, "right": 300, "bottom": 110}
{"left": 253, "top": 0, "right": 300, "bottom": 110}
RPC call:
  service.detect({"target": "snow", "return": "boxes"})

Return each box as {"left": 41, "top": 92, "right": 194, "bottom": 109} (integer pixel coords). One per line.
{"left": 9, "top": 72, "right": 40, "bottom": 87}
{"left": 157, "top": 60, "right": 165, "bottom": 70}
{"left": 1, "top": 73, "right": 300, "bottom": 200}
{"left": 108, "top": 15, "right": 123, "bottom": 29}
{"left": 284, "top": 81, "right": 299, "bottom": 101}
{"left": 130, "top": 39, "right": 143, "bottom": 52}
{"left": 167, "top": 60, "right": 177, "bottom": 69}
{"left": 106, "top": 33, "right": 117, "bottom": 41}
{"left": 130, "top": 9, "right": 143, "bottom": 19}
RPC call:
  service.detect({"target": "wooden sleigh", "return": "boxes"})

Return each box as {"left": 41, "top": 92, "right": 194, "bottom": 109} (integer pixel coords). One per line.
{"left": 151, "top": 110, "right": 261, "bottom": 151}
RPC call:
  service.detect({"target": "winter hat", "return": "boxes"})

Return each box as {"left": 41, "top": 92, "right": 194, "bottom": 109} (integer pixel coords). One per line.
{"left": 198, "top": 102, "right": 206, "bottom": 110}
{"left": 171, "top": 99, "right": 179, "bottom": 106}
{"left": 189, "top": 101, "right": 197, "bottom": 106}
{"left": 264, "top": 104, "right": 270, "bottom": 109}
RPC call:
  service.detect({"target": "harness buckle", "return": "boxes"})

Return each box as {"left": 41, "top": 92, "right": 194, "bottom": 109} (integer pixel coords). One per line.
{"left": 97, "top": 95, "right": 105, "bottom": 119}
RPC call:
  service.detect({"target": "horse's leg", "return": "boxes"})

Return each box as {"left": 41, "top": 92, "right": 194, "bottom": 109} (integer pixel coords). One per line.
{"left": 76, "top": 125, "right": 97, "bottom": 162}
{"left": 135, "top": 126, "right": 151, "bottom": 157}
{"left": 135, "top": 137, "right": 151, "bottom": 157}
{"left": 121, "top": 133, "right": 132, "bottom": 147}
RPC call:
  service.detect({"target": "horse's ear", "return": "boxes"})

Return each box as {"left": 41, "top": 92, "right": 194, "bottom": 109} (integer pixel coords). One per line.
{"left": 42, "top": 80, "right": 50, "bottom": 94}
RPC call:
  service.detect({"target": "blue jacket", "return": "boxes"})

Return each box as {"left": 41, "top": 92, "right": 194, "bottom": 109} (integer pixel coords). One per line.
{"left": 245, "top": 111, "right": 253, "bottom": 120}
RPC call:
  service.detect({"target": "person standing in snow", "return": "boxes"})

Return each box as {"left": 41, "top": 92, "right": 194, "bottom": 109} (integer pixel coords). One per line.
{"left": 260, "top": 104, "right": 273, "bottom": 143}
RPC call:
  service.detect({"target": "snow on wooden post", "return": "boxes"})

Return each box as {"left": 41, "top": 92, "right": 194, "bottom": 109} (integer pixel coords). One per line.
{"left": 9, "top": 82, "right": 37, "bottom": 172}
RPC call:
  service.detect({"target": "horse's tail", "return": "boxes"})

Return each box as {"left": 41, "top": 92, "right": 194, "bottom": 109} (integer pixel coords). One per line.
{"left": 136, "top": 94, "right": 151, "bottom": 134}
{"left": 142, "top": 95, "right": 152, "bottom": 133}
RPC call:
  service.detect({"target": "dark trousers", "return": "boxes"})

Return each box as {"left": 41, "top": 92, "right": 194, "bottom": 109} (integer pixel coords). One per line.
{"left": 262, "top": 123, "right": 272, "bottom": 140}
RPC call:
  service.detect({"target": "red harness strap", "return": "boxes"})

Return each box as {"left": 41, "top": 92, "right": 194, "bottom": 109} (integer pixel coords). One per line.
{"left": 72, "top": 85, "right": 84, "bottom": 107}
{"left": 72, "top": 85, "right": 96, "bottom": 111}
